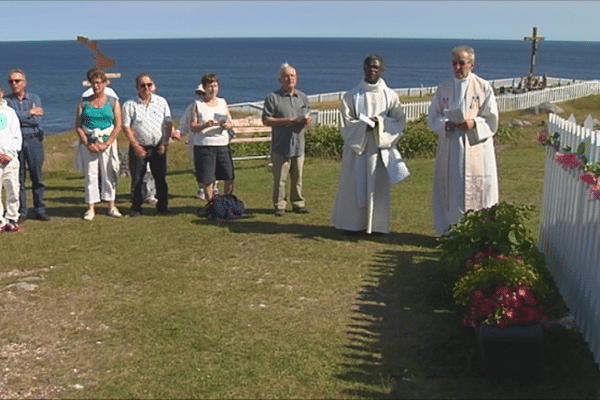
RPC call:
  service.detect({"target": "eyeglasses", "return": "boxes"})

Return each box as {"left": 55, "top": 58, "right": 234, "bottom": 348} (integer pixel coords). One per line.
{"left": 138, "top": 83, "right": 153, "bottom": 88}
{"left": 8, "top": 79, "right": 23, "bottom": 84}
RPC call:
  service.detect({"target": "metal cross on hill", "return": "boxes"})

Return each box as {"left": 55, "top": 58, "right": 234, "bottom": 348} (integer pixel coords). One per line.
{"left": 524, "top": 27, "right": 545, "bottom": 76}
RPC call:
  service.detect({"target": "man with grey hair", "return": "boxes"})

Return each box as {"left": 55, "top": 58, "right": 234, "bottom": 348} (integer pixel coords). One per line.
{"left": 427, "top": 45, "right": 499, "bottom": 235}
{"left": 6, "top": 69, "right": 49, "bottom": 222}
{"left": 262, "top": 63, "right": 312, "bottom": 216}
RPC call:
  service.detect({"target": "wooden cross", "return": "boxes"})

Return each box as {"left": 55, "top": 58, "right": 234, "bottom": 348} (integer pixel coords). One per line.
{"left": 524, "top": 27, "right": 545, "bottom": 76}
{"left": 77, "top": 36, "right": 121, "bottom": 86}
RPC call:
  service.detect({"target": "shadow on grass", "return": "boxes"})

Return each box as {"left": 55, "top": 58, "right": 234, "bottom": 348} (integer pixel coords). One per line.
{"left": 192, "top": 215, "right": 438, "bottom": 246}
{"left": 334, "top": 246, "right": 485, "bottom": 399}
{"left": 334, "top": 249, "right": 600, "bottom": 399}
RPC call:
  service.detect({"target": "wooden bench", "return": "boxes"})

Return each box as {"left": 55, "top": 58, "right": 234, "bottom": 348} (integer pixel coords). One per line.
{"left": 229, "top": 117, "right": 271, "bottom": 162}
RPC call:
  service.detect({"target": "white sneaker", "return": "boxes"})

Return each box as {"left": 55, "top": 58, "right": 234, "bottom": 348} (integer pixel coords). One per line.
{"left": 145, "top": 196, "right": 158, "bottom": 205}
{"left": 196, "top": 188, "right": 205, "bottom": 200}
{"left": 83, "top": 209, "right": 95, "bottom": 221}
{"left": 109, "top": 207, "right": 122, "bottom": 218}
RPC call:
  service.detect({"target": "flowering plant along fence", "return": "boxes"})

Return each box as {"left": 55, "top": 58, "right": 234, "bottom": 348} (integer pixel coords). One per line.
{"left": 439, "top": 202, "right": 562, "bottom": 330}
{"left": 439, "top": 202, "right": 567, "bottom": 381}
{"left": 538, "top": 113, "right": 600, "bottom": 367}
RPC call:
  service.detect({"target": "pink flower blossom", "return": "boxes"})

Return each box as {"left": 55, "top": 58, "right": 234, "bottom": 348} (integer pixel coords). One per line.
{"left": 590, "top": 184, "right": 600, "bottom": 200}
{"left": 516, "top": 287, "right": 529, "bottom": 298}
{"left": 472, "top": 290, "right": 485, "bottom": 302}
{"left": 504, "top": 309, "right": 515, "bottom": 320}
{"left": 555, "top": 152, "right": 582, "bottom": 168}
{"left": 463, "top": 282, "right": 549, "bottom": 328}
{"left": 495, "top": 254, "right": 508, "bottom": 261}
{"left": 537, "top": 128, "right": 548, "bottom": 143}
{"left": 581, "top": 172, "right": 598, "bottom": 186}
{"left": 496, "top": 285, "right": 510, "bottom": 297}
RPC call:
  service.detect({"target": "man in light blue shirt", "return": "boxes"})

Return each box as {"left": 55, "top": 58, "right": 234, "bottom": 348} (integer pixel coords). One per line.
{"left": 6, "top": 69, "right": 49, "bottom": 222}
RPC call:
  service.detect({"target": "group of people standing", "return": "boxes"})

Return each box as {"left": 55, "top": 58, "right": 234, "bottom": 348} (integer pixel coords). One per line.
{"left": 0, "top": 44, "right": 499, "bottom": 236}
{"left": 75, "top": 69, "right": 176, "bottom": 220}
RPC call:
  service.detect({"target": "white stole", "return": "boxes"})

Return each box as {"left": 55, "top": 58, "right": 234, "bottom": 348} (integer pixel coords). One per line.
{"left": 437, "top": 74, "right": 489, "bottom": 211}
{"left": 347, "top": 81, "right": 409, "bottom": 208}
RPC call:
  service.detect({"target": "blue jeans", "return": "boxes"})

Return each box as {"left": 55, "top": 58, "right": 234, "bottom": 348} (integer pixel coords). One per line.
{"left": 18, "top": 136, "right": 46, "bottom": 217}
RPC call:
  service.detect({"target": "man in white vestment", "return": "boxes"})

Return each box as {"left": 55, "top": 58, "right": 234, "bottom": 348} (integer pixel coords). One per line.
{"left": 331, "top": 54, "right": 407, "bottom": 235}
{"left": 427, "top": 45, "right": 499, "bottom": 235}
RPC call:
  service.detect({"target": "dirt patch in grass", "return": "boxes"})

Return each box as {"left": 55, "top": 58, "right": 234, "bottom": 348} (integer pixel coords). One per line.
{"left": 0, "top": 266, "right": 119, "bottom": 398}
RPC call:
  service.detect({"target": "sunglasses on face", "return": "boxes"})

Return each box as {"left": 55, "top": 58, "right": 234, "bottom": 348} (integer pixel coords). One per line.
{"left": 8, "top": 79, "right": 23, "bottom": 84}
{"left": 138, "top": 83, "right": 154, "bottom": 88}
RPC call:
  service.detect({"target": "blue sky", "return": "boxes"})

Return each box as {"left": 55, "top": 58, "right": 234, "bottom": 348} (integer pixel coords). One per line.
{"left": 3, "top": 1, "right": 599, "bottom": 42}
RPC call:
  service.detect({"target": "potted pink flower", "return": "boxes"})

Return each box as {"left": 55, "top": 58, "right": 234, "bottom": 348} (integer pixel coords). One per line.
{"left": 440, "top": 202, "right": 568, "bottom": 383}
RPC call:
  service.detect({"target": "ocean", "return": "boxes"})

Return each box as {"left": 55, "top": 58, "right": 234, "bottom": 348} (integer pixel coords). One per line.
{"left": 0, "top": 37, "right": 599, "bottom": 135}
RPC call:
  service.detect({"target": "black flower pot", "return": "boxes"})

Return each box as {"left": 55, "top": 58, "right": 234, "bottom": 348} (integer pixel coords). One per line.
{"left": 478, "top": 324, "right": 544, "bottom": 383}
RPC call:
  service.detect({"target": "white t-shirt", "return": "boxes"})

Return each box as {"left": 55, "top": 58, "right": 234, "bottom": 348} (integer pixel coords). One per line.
{"left": 192, "top": 98, "right": 230, "bottom": 147}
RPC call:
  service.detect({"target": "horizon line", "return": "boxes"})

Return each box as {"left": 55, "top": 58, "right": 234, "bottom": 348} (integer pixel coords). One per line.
{"left": 1, "top": 36, "right": 598, "bottom": 44}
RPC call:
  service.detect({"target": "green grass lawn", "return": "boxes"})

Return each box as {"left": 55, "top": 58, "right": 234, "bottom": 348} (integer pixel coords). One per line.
{"left": 1, "top": 106, "right": 600, "bottom": 398}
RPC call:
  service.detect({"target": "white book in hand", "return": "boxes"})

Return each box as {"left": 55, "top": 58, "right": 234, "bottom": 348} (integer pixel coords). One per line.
{"left": 443, "top": 108, "right": 465, "bottom": 123}
{"left": 359, "top": 113, "right": 376, "bottom": 128}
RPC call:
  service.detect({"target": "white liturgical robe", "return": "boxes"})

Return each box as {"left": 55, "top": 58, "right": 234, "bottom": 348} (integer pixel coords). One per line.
{"left": 330, "top": 79, "right": 407, "bottom": 234}
{"left": 427, "top": 72, "right": 499, "bottom": 235}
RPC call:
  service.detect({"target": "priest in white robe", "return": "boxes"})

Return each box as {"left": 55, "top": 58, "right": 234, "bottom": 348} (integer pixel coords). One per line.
{"left": 331, "top": 55, "right": 407, "bottom": 234}
{"left": 427, "top": 45, "right": 499, "bottom": 235}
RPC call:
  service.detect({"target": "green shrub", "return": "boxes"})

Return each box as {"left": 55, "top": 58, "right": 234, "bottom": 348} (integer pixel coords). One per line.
{"left": 304, "top": 115, "right": 439, "bottom": 160}
{"left": 495, "top": 125, "right": 528, "bottom": 145}
{"left": 305, "top": 124, "right": 344, "bottom": 159}
{"left": 229, "top": 141, "right": 270, "bottom": 158}
{"left": 397, "top": 114, "right": 438, "bottom": 158}
{"left": 438, "top": 201, "right": 538, "bottom": 270}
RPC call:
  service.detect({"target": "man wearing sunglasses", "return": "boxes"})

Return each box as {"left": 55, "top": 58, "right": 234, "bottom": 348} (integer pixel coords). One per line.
{"left": 122, "top": 73, "right": 173, "bottom": 216}
{"left": 6, "top": 69, "right": 50, "bottom": 222}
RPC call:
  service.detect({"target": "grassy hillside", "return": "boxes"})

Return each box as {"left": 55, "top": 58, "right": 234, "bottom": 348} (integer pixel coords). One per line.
{"left": 1, "top": 96, "right": 599, "bottom": 399}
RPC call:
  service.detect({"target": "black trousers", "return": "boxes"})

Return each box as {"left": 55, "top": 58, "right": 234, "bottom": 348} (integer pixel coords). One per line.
{"left": 129, "top": 145, "right": 168, "bottom": 212}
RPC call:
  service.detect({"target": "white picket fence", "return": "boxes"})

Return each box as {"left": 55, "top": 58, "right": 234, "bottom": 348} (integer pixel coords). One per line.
{"left": 538, "top": 113, "right": 600, "bottom": 366}
{"left": 497, "top": 80, "right": 600, "bottom": 112}
{"left": 229, "top": 77, "right": 600, "bottom": 126}
{"left": 312, "top": 80, "right": 600, "bottom": 126}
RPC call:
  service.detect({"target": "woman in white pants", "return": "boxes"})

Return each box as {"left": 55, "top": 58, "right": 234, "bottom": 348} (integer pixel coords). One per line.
{"left": 0, "top": 83, "right": 23, "bottom": 232}
{"left": 75, "top": 69, "right": 122, "bottom": 220}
